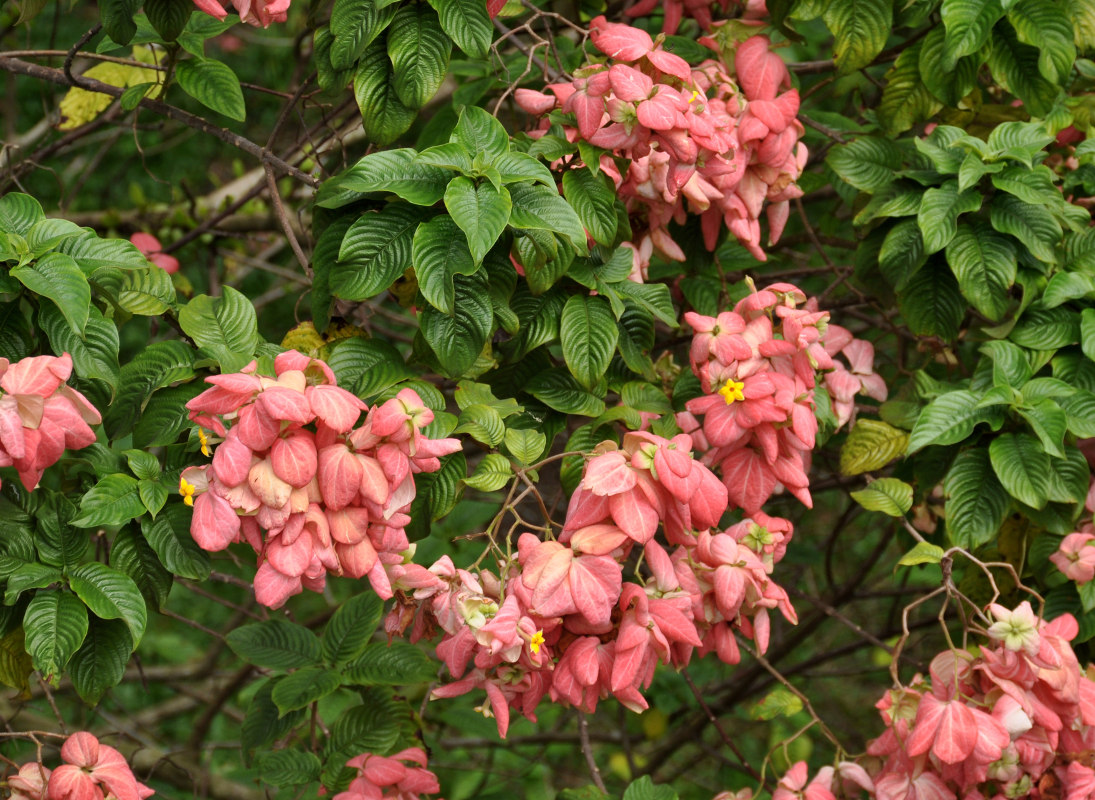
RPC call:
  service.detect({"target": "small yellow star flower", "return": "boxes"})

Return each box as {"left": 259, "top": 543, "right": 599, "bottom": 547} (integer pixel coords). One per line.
{"left": 689, "top": 89, "right": 703, "bottom": 103}
{"left": 179, "top": 476, "right": 196, "bottom": 507}
{"left": 197, "top": 428, "right": 211, "bottom": 457}
{"left": 718, "top": 378, "right": 745, "bottom": 405}
{"left": 530, "top": 629, "right": 545, "bottom": 654}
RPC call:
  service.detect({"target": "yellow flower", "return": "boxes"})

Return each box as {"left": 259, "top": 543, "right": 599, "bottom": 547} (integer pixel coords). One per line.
{"left": 197, "top": 428, "right": 211, "bottom": 457}
{"left": 717, "top": 378, "right": 745, "bottom": 405}
{"left": 530, "top": 629, "right": 545, "bottom": 654}
{"left": 179, "top": 476, "right": 196, "bottom": 507}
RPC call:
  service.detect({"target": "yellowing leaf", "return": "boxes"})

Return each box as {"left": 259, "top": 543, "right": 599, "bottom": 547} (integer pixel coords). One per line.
{"left": 897, "top": 541, "right": 946, "bottom": 567}
{"left": 58, "top": 47, "right": 163, "bottom": 130}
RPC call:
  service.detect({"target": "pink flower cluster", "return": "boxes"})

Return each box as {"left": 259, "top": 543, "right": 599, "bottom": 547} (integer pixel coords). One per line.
{"left": 129, "top": 233, "right": 179, "bottom": 275}
{"left": 515, "top": 18, "right": 805, "bottom": 268}
{"left": 624, "top": 0, "right": 768, "bottom": 35}
{"left": 677, "top": 282, "right": 885, "bottom": 513}
{"left": 0, "top": 353, "right": 101, "bottom": 491}
{"left": 191, "top": 0, "right": 288, "bottom": 27}
{"left": 8, "top": 732, "right": 153, "bottom": 800}
{"left": 1051, "top": 439, "right": 1095, "bottom": 584}
{"left": 181, "top": 351, "right": 461, "bottom": 609}
{"left": 742, "top": 602, "right": 1095, "bottom": 800}
{"left": 1053, "top": 524, "right": 1095, "bottom": 584}
{"left": 387, "top": 431, "right": 797, "bottom": 737}
{"left": 333, "top": 748, "right": 441, "bottom": 800}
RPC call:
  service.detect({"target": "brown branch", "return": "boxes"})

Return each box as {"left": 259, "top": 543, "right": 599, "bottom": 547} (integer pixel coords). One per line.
{"left": 0, "top": 56, "right": 318, "bottom": 186}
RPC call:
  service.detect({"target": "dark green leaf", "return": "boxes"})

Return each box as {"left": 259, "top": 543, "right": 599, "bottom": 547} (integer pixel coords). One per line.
{"left": 227, "top": 620, "right": 322, "bottom": 670}
{"left": 175, "top": 58, "right": 246, "bottom": 121}
{"left": 322, "top": 592, "right": 383, "bottom": 667}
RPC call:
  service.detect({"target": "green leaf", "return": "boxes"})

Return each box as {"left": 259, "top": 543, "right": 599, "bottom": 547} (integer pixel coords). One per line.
{"left": 319, "top": 149, "right": 452, "bottom": 208}
{"left": 242, "top": 680, "right": 305, "bottom": 754}
{"left": 562, "top": 168, "right": 617, "bottom": 246}
{"left": 1007, "top": 0, "right": 1075, "bottom": 84}
{"left": 612, "top": 280, "right": 678, "bottom": 327}
{"left": 823, "top": 0, "right": 891, "bottom": 74}
{"left": 980, "top": 340, "right": 1032, "bottom": 387}
{"left": 450, "top": 105, "right": 509, "bottom": 162}
{"left": 428, "top": 0, "right": 492, "bottom": 57}
{"left": 388, "top": 3, "right": 451, "bottom": 109}
{"left": 419, "top": 269, "right": 493, "bottom": 377}
{"left": 507, "top": 182, "right": 589, "bottom": 254}
{"left": 746, "top": 686, "right": 804, "bottom": 720}
{"left": 99, "top": 0, "right": 142, "bottom": 45}
{"left": 1061, "top": 390, "right": 1095, "bottom": 437}
{"left": 623, "top": 776, "right": 678, "bottom": 800}
{"left": 918, "top": 26, "right": 979, "bottom": 105}
{"left": 444, "top": 177, "right": 511, "bottom": 265}
{"left": 0, "top": 193, "right": 44, "bottom": 236}
{"left": 342, "top": 641, "right": 437, "bottom": 685}
{"left": 145, "top": 0, "right": 191, "bottom": 40}
{"left": 67, "top": 617, "right": 130, "bottom": 705}
{"left": 898, "top": 542, "right": 947, "bottom": 566}
{"left": 989, "top": 432, "right": 1051, "bottom": 508}
{"left": 110, "top": 527, "right": 172, "bottom": 610}
{"left": 354, "top": 41, "right": 417, "bottom": 145}
{"left": 326, "top": 692, "right": 402, "bottom": 758}
{"left": 34, "top": 492, "right": 85, "bottom": 571}
{"left": 132, "top": 380, "right": 205, "bottom": 448}
{"left": 123, "top": 450, "right": 160, "bottom": 482}
{"left": 24, "top": 590, "right": 88, "bottom": 682}
{"left": 117, "top": 266, "right": 176, "bottom": 315}
{"left": 4, "top": 564, "right": 62, "bottom": 605}
{"left": 454, "top": 403, "right": 505, "bottom": 445}
{"left": 56, "top": 231, "right": 148, "bottom": 271}
{"left": 257, "top": 750, "right": 322, "bottom": 788}
{"left": 330, "top": 0, "right": 398, "bottom": 69}
{"left": 271, "top": 666, "right": 342, "bottom": 715}
{"left": 987, "top": 21, "right": 1061, "bottom": 117}
{"left": 941, "top": 0, "right": 1004, "bottom": 64}
{"left": 944, "top": 448, "right": 1012, "bottom": 548}
{"left": 898, "top": 259, "right": 966, "bottom": 340}
{"left": 463, "top": 453, "right": 512, "bottom": 491}
{"left": 840, "top": 418, "right": 909, "bottom": 475}
{"left": 907, "top": 390, "right": 1004, "bottom": 452}
{"left": 412, "top": 215, "right": 477, "bottom": 315}
{"left": 12, "top": 253, "right": 90, "bottom": 335}
{"left": 1047, "top": 447, "right": 1090, "bottom": 504}
{"left": 38, "top": 303, "right": 119, "bottom": 387}
{"left": 137, "top": 479, "right": 168, "bottom": 518}
{"left": 504, "top": 427, "right": 546, "bottom": 465}
{"left": 325, "top": 337, "right": 413, "bottom": 398}
{"left": 175, "top": 58, "right": 245, "bottom": 121}
{"left": 1017, "top": 398, "right": 1068, "bottom": 457}
{"left": 560, "top": 294, "right": 618, "bottom": 390}
{"left": 495, "top": 152, "right": 555, "bottom": 188}
{"left": 178, "top": 287, "right": 259, "bottom": 372}
{"left": 526, "top": 369, "right": 605, "bottom": 416}
{"left": 850, "top": 478, "right": 914, "bottom": 516}
{"left": 990, "top": 193, "right": 1061, "bottom": 263}
{"left": 945, "top": 219, "right": 1017, "bottom": 321}
{"left": 854, "top": 183, "right": 929, "bottom": 226}
{"left": 334, "top": 204, "right": 429, "bottom": 300}
{"left": 227, "top": 620, "right": 322, "bottom": 670}
{"left": 322, "top": 592, "right": 383, "bottom": 667}
{"left": 71, "top": 474, "right": 147, "bottom": 528}
{"left": 827, "top": 137, "right": 902, "bottom": 192}
{"left": 1010, "top": 306, "right": 1079, "bottom": 349}
{"left": 878, "top": 43, "right": 942, "bottom": 134}
{"left": 68, "top": 562, "right": 147, "bottom": 645}
{"left": 141, "top": 505, "right": 210, "bottom": 580}
{"left": 26, "top": 217, "right": 84, "bottom": 253}
{"left": 918, "top": 182, "right": 982, "bottom": 254}
{"left": 878, "top": 219, "right": 927, "bottom": 290}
